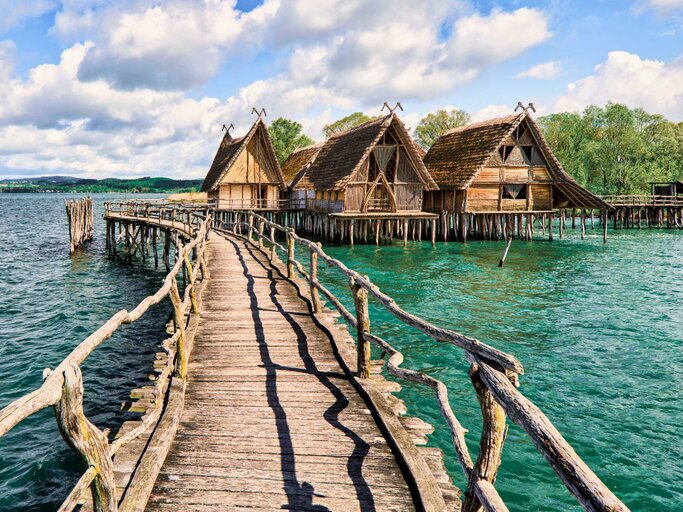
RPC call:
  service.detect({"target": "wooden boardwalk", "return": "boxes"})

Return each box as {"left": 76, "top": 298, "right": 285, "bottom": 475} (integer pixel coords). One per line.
{"left": 145, "top": 233, "right": 418, "bottom": 511}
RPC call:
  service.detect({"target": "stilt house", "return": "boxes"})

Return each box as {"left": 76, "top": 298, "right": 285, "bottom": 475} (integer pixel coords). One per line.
{"left": 294, "top": 113, "right": 437, "bottom": 213}
{"left": 423, "top": 110, "right": 607, "bottom": 213}
{"left": 280, "top": 142, "right": 324, "bottom": 208}
{"left": 201, "top": 118, "right": 286, "bottom": 210}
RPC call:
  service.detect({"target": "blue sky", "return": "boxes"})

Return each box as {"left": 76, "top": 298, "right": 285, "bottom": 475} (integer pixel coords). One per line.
{"left": 0, "top": 0, "right": 682, "bottom": 179}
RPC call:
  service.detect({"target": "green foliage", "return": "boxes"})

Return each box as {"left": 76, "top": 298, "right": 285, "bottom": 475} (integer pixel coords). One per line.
{"left": 538, "top": 103, "right": 683, "bottom": 195}
{"left": 323, "top": 112, "right": 372, "bottom": 138}
{"left": 414, "top": 109, "right": 471, "bottom": 149}
{"left": 268, "top": 117, "right": 315, "bottom": 165}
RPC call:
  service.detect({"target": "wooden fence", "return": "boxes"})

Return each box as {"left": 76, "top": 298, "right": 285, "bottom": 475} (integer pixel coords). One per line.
{"left": 601, "top": 194, "right": 683, "bottom": 206}
{"left": 0, "top": 206, "right": 211, "bottom": 512}
{"left": 216, "top": 209, "right": 629, "bottom": 512}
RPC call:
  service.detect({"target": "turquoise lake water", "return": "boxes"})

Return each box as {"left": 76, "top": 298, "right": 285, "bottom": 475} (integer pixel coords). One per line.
{"left": 1, "top": 193, "right": 681, "bottom": 510}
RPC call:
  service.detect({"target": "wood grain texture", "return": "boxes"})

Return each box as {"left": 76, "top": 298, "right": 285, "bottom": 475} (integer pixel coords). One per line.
{"left": 145, "top": 234, "right": 419, "bottom": 511}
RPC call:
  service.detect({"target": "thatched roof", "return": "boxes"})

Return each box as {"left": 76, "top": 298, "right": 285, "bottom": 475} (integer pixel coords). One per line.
{"left": 201, "top": 118, "right": 285, "bottom": 192}
{"left": 423, "top": 112, "right": 608, "bottom": 208}
{"left": 303, "top": 113, "right": 437, "bottom": 191}
{"left": 281, "top": 142, "right": 323, "bottom": 187}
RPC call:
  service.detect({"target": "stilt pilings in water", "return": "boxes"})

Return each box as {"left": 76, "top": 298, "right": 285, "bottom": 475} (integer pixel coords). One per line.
{"left": 65, "top": 197, "right": 94, "bottom": 254}
{"left": 215, "top": 208, "right": 611, "bottom": 246}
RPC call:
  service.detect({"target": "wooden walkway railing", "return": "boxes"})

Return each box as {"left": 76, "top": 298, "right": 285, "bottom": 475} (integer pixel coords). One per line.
{"left": 601, "top": 194, "right": 683, "bottom": 206}
{"left": 215, "top": 209, "right": 630, "bottom": 512}
{"left": 0, "top": 206, "right": 211, "bottom": 512}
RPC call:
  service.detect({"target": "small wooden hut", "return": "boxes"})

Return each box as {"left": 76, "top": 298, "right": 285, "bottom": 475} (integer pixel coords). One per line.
{"left": 201, "top": 118, "right": 286, "bottom": 209}
{"left": 295, "top": 113, "right": 437, "bottom": 213}
{"left": 281, "top": 142, "right": 324, "bottom": 209}
{"left": 423, "top": 110, "right": 607, "bottom": 213}
{"left": 651, "top": 180, "right": 683, "bottom": 197}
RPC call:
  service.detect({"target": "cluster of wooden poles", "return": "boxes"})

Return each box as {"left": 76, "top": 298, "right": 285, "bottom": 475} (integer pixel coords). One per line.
{"left": 106, "top": 220, "right": 182, "bottom": 272}
{"left": 65, "top": 197, "right": 95, "bottom": 254}
{"left": 218, "top": 208, "right": 610, "bottom": 246}
{"left": 608, "top": 205, "right": 683, "bottom": 229}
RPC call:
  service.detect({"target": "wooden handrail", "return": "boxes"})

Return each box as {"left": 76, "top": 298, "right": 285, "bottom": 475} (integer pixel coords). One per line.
{"left": 0, "top": 205, "right": 211, "bottom": 511}
{"left": 217, "top": 209, "right": 629, "bottom": 512}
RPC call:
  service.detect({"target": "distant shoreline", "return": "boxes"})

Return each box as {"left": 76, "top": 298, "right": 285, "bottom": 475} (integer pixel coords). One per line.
{"left": 0, "top": 175, "right": 202, "bottom": 194}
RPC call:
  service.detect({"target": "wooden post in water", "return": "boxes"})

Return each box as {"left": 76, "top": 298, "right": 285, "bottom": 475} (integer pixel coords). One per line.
{"left": 548, "top": 213, "right": 553, "bottom": 242}
{"left": 349, "top": 278, "right": 371, "bottom": 379}
{"left": 498, "top": 237, "right": 513, "bottom": 267}
{"left": 53, "top": 364, "right": 118, "bottom": 512}
{"left": 65, "top": 197, "right": 94, "bottom": 254}
{"left": 431, "top": 218, "right": 436, "bottom": 247}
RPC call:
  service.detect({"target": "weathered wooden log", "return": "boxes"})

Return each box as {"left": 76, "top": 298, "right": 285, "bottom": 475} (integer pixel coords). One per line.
{"left": 286, "top": 229, "right": 295, "bottom": 278}
{"left": 471, "top": 357, "right": 629, "bottom": 512}
{"left": 54, "top": 365, "right": 117, "bottom": 512}
{"left": 309, "top": 244, "right": 322, "bottom": 313}
{"left": 498, "top": 238, "right": 512, "bottom": 267}
{"left": 349, "top": 278, "right": 371, "bottom": 379}
{"left": 463, "top": 365, "right": 508, "bottom": 512}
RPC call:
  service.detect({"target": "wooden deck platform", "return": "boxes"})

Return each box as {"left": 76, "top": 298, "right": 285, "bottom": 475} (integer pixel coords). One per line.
{"left": 145, "top": 233, "right": 429, "bottom": 511}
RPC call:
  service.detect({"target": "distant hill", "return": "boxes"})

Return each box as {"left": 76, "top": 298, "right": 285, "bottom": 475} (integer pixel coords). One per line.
{"left": 0, "top": 176, "right": 203, "bottom": 193}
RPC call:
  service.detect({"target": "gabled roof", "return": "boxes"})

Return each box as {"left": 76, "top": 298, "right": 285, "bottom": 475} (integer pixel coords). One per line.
{"left": 303, "top": 113, "right": 437, "bottom": 191}
{"left": 201, "top": 118, "right": 285, "bottom": 192}
{"left": 281, "top": 142, "right": 323, "bottom": 187}
{"left": 423, "top": 111, "right": 608, "bottom": 208}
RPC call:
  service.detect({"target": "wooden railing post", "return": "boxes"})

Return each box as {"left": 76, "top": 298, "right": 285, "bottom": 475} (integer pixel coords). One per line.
{"left": 54, "top": 364, "right": 118, "bottom": 512}
{"left": 287, "top": 228, "right": 295, "bottom": 278}
{"left": 169, "top": 276, "right": 187, "bottom": 380}
{"left": 258, "top": 219, "right": 264, "bottom": 249}
{"left": 269, "top": 226, "right": 276, "bottom": 261}
{"left": 349, "top": 278, "right": 371, "bottom": 379}
{"left": 248, "top": 212, "right": 254, "bottom": 243}
{"left": 310, "top": 244, "right": 322, "bottom": 313}
{"left": 182, "top": 252, "right": 198, "bottom": 314}
{"left": 463, "top": 363, "right": 508, "bottom": 512}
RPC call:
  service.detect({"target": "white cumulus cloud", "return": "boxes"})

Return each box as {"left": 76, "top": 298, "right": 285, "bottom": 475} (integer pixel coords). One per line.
{"left": 517, "top": 61, "right": 561, "bottom": 80}
{"left": 554, "top": 51, "right": 683, "bottom": 120}
{"left": 0, "top": 1, "right": 556, "bottom": 178}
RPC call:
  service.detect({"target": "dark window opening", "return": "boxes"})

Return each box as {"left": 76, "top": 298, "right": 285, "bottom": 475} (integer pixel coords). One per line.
{"left": 516, "top": 124, "right": 527, "bottom": 140}
{"left": 502, "top": 184, "right": 527, "bottom": 200}
{"left": 498, "top": 145, "right": 514, "bottom": 162}
{"left": 521, "top": 145, "right": 533, "bottom": 162}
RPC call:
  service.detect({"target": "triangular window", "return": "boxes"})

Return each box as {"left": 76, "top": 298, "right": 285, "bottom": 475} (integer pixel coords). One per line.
{"left": 516, "top": 124, "right": 527, "bottom": 141}
{"left": 498, "top": 145, "right": 514, "bottom": 162}
{"left": 521, "top": 146, "right": 533, "bottom": 162}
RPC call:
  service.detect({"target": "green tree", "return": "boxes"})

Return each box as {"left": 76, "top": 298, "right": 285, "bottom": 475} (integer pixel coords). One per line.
{"left": 323, "top": 112, "right": 372, "bottom": 138}
{"left": 414, "top": 109, "right": 471, "bottom": 149}
{"left": 538, "top": 103, "right": 683, "bottom": 195}
{"left": 268, "top": 118, "right": 315, "bottom": 165}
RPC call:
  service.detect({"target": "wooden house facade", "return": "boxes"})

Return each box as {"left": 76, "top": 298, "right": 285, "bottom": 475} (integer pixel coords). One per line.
{"left": 201, "top": 118, "right": 286, "bottom": 210}
{"left": 423, "top": 111, "right": 607, "bottom": 214}
{"left": 280, "top": 142, "right": 323, "bottom": 208}
{"left": 292, "top": 114, "right": 437, "bottom": 213}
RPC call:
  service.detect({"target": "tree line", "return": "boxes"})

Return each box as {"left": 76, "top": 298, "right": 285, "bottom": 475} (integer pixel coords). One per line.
{"left": 267, "top": 103, "right": 683, "bottom": 195}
